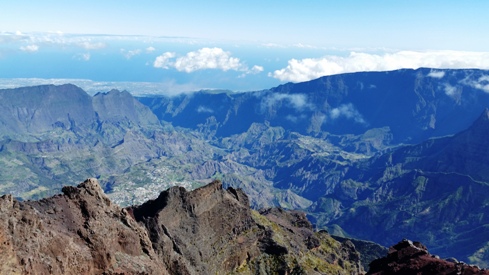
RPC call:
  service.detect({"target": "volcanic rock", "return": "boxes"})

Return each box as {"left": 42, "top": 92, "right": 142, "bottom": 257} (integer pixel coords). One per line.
{"left": 0, "top": 178, "right": 364, "bottom": 274}
{"left": 0, "top": 178, "right": 163, "bottom": 274}
{"left": 367, "top": 239, "right": 489, "bottom": 274}
{"left": 128, "top": 180, "right": 364, "bottom": 274}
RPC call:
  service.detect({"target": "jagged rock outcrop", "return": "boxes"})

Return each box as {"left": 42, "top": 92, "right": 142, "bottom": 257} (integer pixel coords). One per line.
{"left": 367, "top": 239, "right": 489, "bottom": 275}
{"left": 0, "top": 178, "right": 364, "bottom": 274}
{"left": 128, "top": 180, "right": 364, "bottom": 274}
{"left": 128, "top": 180, "right": 256, "bottom": 274}
{"left": 0, "top": 178, "right": 165, "bottom": 274}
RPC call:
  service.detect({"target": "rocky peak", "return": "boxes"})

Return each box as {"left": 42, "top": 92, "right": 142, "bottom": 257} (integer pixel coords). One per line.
{"left": 61, "top": 178, "right": 111, "bottom": 205}
{"left": 0, "top": 179, "right": 364, "bottom": 274}
{"left": 127, "top": 180, "right": 260, "bottom": 274}
{"left": 0, "top": 178, "right": 163, "bottom": 274}
{"left": 92, "top": 88, "right": 160, "bottom": 126}
{"left": 367, "top": 239, "right": 489, "bottom": 274}
{"left": 129, "top": 180, "right": 247, "bottom": 220}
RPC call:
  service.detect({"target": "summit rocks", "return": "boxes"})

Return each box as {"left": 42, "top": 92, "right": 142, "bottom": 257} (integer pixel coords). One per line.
{"left": 0, "top": 178, "right": 162, "bottom": 274}
{"left": 367, "top": 239, "right": 489, "bottom": 275}
{"left": 0, "top": 179, "right": 364, "bottom": 274}
{"left": 127, "top": 180, "right": 364, "bottom": 274}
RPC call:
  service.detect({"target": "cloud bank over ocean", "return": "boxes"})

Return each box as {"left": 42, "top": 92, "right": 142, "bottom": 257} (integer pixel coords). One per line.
{"left": 271, "top": 51, "right": 489, "bottom": 82}
{"left": 2, "top": 32, "right": 489, "bottom": 91}
{"left": 153, "top": 47, "right": 263, "bottom": 75}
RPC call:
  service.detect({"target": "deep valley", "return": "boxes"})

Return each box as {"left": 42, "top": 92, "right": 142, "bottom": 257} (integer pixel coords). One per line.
{"left": 2, "top": 68, "right": 489, "bottom": 271}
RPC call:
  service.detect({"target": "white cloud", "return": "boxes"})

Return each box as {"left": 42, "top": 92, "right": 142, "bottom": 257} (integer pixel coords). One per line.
{"left": 153, "top": 47, "right": 262, "bottom": 75}
{"left": 174, "top": 47, "right": 241, "bottom": 72}
{"left": 239, "top": 65, "right": 264, "bottom": 78}
{"left": 74, "top": 53, "right": 90, "bottom": 61}
{"left": 271, "top": 51, "right": 489, "bottom": 82}
{"left": 77, "top": 41, "right": 106, "bottom": 50}
{"left": 196, "top": 106, "right": 214, "bottom": 113}
{"left": 251, "top": 65, "right": 264, "bottom": 73}
{"left": 293, "top": 43, "right": 318, "bottom": 49}
{"left": 121, "top": 49, "right": 142, "bottom": 59}
{"left": 19, "top": 44, "right": 39, "bottom": 52}
{"left": 152, "top": 79, "right": 203, "bottom": 96}
{"left": 146, "top": 46, "right": 156, "bottom": 53}
{"left": 262, "top": 43, "right": 286, "bottom": 48}
{"left": 3, "top": 32, "right": 107, "bottom": 51}
{"left": 329, "top": 103, "right": 366, "bottom": 124}
{"left": 462, "top": 75, "right": 489, "bottom": 93}
{"left": 0, "top": 32, "right": 29, "bottom": 43}
{"left": 285, "top": 114, "right": 307, "bottom": 123}
{"left": 443, "top": 83, "right": 458, "bottom": 97}
{"left": 0, "top": 78, "right": 203, "bottom": 96}
{"left": 427, "top": 70, "right": 445, "bottom": 79}
{"left": 153, "top": 52, "right": 176, "bottom": 69}
{"left": 286, "top": 115, "right": 298, "bottom": 123}
{"left": 262, "top": 93, "right": 311, "bottom": 111}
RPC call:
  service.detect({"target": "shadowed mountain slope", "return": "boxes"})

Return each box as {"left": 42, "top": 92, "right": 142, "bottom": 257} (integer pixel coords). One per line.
{"left": 138, "top": 68, "right": 489, "bottom": 144}
{"left": 2, "top": 68, "right": 489, "bottom": 269}
{"left": 0, "top": 84, "right": 326, "bottom": 210}
{"left": 310, "top": 109, "right": 489, "bottom": 266}
{"left": 0, "top": 84, "right": 95, "bottom": 139}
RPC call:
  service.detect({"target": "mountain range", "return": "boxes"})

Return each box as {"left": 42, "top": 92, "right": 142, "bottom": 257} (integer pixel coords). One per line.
{"left": 139, "top": 68, "right": 489, "bottom": 144}
{"left": 1, "top": 68, "right": 489, "bottom": 268}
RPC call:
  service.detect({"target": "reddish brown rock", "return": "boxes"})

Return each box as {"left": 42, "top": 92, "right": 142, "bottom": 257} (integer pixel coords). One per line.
{"left": 129, "top": 181, "right": 364, "bottom": 274}
{"left": 0, "top": 178, "right": 165, "bottom": 274}
{"left": 0, "top": 178, "right": 364, "bottom": 274}
{"left": 367, "top": 239, "right": 489, "bottom": 275}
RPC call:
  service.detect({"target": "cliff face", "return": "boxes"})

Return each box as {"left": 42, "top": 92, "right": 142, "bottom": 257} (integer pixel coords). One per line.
{"left": 0, "top": 84, "right": 95, "bottom": 136}
{"left": 0, "top": 179, "right": 363, "bottom": 274}
{"left": 139, "top": 68, "right": 489, "bottom": 144}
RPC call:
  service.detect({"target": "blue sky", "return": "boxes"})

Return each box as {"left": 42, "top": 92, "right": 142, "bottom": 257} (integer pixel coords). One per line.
{"left": 1, "top": 1, "right": 489, "bottom": 94}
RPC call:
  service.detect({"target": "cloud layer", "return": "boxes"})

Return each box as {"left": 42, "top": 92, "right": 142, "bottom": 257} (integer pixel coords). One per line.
{"left": 262, "top": 93, "right": 310, "bottom": 111}
{"left": 19, "top": 44, "right": 39, "bottom": 52}
{"left": 462, "top": 75, "right": 489, "bottom": 93}
{"left": 271, "top": 51, "right": 489, "bottom": 82}
{"left": 329, "top": 103, "right": 366, "bottom": 124}
{"left": 121, "top": 48, "right": 142, "bottom": 59}
{"left": 73, "top": 53, "right": 90, "bottom": 61}
{"left": 154, "top": 47, "right": 263, "bottom": 75}
{"left": 0, "top": 78, "right": 202, "bottom": 96}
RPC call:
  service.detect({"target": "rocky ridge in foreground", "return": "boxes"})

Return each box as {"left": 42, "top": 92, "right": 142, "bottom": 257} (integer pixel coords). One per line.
{"left": 0, "top": 178, "right": 363, "bottom": 274}
{"left": 367, "top": 239, "right": 489, "bottom": 275}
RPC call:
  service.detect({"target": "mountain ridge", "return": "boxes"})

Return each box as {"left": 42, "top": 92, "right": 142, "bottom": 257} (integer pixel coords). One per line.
{"left": 310, "top": 108, "right": 489, "bottom": 265}
{"left": 2, "top": 68, "right": 489, "bottom": 268}
{"left": 0, "top": 178, "right": 364, "bottom": 274}
{"left": 138, "top": 68, "right": 489, "bottom": 144}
